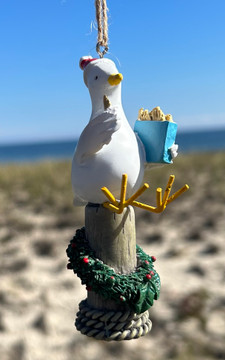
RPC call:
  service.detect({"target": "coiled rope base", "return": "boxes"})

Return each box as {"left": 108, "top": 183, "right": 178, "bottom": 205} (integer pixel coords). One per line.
{"left": 75, "top": 299, "right": 152, "bottom": 341}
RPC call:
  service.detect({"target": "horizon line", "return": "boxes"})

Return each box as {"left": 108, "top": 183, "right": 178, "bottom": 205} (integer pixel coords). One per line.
{"left": 1, "top": 125, "right": 225, "bottom": 147}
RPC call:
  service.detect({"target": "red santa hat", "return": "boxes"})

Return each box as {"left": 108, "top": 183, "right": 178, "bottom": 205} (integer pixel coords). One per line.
{"left": 79, "top": 56, "right": 98, "bottom": 70}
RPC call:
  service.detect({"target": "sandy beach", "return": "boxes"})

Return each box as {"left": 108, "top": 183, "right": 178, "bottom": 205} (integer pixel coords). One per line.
{"left": 0, "top": 152, "right": 224, "bottom": 360}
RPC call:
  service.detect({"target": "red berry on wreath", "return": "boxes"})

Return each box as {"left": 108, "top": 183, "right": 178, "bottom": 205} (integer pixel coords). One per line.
{"left": 120, "top": 295, "right": 126, "bottom": 302}
{"left": 145, "top": 260, "right": 149, "bottom": 265}
{"left": 83, "top": 257, "right": 89, "bottom": 264}
{"left": 146, "top": 274, "right": 152, "bottom": 280}
{"left": 151, "top": 256, "right": 156, "bottom": 262}
{"left": 71, "top": 243, "right": 76, "bottom": 248}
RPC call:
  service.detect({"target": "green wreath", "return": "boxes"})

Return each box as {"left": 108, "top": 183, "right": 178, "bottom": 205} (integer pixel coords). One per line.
{"left": 66, "top": 227, "right": 160, "bottom": 314}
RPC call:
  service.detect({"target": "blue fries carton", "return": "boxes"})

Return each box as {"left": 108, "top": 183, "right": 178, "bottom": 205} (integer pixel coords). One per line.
{"left": 134, "top": 120, "right": 177, "bottom": 164}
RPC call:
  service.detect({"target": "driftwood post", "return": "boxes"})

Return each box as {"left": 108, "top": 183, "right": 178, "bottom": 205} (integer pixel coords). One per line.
{"left": 75, "top": 204, "right": 152, "bottom": 341}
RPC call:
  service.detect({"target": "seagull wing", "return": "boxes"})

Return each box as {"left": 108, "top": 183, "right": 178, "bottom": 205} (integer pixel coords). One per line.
{"left": 75, "top": 109, "right": 121, "bottom": 164}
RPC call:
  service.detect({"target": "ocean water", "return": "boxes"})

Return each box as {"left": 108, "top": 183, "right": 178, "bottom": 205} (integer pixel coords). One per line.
{"left": 0, "top": 140, "right": 76, "bottom": 163}
{"left": 0, "top": 128, "right": 225, "bottom": 163}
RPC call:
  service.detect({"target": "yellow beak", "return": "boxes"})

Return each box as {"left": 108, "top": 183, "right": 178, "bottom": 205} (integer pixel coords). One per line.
{"left": 108, "top": 73, "right": 123, "bottom": 86}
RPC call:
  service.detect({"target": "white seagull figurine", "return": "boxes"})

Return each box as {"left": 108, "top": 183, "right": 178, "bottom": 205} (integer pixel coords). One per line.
{"left": 71, "top": 56, "right": 180, "bottom": 208}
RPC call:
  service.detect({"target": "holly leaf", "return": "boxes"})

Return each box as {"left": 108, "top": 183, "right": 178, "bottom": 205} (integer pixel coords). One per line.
{"left": 131, "top": 283, "right": 155, "bottom": 314}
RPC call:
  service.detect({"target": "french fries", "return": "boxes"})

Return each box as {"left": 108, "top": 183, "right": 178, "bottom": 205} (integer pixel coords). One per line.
{"left": 138, "top": 106, "right": 173, "bottom": 122}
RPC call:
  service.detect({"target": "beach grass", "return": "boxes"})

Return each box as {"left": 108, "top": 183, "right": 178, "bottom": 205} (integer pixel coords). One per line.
{"left": 0, "top": 151, "right": 224, "bottom": 212}
{"left": 0, "top": 161, "right": 73, "bottom": 213}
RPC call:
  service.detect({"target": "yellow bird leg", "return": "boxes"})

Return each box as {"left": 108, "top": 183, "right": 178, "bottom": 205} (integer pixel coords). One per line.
{"left": 125, "top": 183, "right": 149, "bottom": 206}
{"left": 101, "top": 186, "right": 119, "bottom": 206}
{"left": 167, "top": 184, "right": 189, "bottom": 204}
{"left": 118, "top": 174, "right": 128, "bottom": 212}
{"left": 156, "top": 188, "right": 162, "bottom": 208}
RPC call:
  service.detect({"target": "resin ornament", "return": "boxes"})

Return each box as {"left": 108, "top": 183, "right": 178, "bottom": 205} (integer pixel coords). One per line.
{"left": 65, "top": 0, "right": 189, "bottom": 343}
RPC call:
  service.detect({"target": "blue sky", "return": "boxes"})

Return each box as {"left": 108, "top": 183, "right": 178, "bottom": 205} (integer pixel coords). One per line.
{"left": 1, "top": 0, "right": 225, "bottom": 144}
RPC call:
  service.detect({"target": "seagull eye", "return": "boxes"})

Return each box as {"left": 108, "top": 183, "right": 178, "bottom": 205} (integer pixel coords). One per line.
{"left": 95, "top": 76, "right": 98, "bottom": 80}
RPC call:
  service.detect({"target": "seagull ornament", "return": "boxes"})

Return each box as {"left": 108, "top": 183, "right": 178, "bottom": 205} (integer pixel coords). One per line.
{"left": 71, "top": 56, "right": 188, "bottom": 212}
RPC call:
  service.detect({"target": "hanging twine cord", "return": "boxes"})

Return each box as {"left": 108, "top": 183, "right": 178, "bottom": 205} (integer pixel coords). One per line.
{"left": 95, "top": 0, "right": 109, "bottom": 57}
